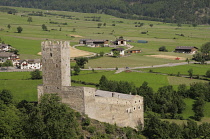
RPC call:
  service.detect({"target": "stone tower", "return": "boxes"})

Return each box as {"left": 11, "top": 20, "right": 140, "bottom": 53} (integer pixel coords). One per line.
{"left": 41, "top": 41, "right": 71, "bottom": 94}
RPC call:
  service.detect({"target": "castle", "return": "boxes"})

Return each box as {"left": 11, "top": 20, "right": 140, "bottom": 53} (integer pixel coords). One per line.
{"left": 37, "top": 41, "right": 144, "bottom": 129}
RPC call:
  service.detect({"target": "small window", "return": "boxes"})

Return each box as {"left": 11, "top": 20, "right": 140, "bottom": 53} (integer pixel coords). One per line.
{"left": 50, "top": 53, "right": 52, "bottom": 57}
{"left": 138, "top": 106, "right": 141, "bottom": 110}
{"left": 139, "top": 100, "right": 141, "bottom": 103}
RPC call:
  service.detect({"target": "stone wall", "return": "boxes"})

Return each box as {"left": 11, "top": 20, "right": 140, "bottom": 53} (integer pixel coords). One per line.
{"left": 85, "top": 90, "right": 144, "bottom": 128}
{"left": 41, "top": 41, "right": 70, "bottom": 94}
{"left": 61, "top": 86, "right": 85, "bottom": 113}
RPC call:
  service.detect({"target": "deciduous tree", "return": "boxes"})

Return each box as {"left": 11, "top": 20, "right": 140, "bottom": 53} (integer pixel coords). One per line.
{"left": 30, "top": 69, "right": 42, "bottom": 80}
{"left": 27, "top": 17, "right": 32, "bottom": 24}
{"left": 42, "top": 24, "right": 47, "bottom": 31}
{"left": 74, "top": 57, "right": 88, "bottom": 68}
{"left": 17, "top": 26, "right": 23, "bottom": 33}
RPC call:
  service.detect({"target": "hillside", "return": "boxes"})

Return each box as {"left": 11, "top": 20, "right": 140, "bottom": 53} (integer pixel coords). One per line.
{"left": 0, "top": 0, "right": 210, "bottom": 24}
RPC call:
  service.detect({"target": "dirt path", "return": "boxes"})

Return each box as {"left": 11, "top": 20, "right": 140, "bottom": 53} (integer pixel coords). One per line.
{"left": 37, "top": 46, "right": 93, "bottom": 58}
{"left": 146, "top": 54, "right": 186, "bottom": 60}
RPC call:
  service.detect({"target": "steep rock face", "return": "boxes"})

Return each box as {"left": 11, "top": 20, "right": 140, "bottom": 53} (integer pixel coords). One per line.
{"left": 0, "top": 0, "right": 209, "bottom": 24}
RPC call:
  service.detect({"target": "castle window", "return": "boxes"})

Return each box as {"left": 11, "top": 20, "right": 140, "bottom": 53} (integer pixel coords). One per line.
{"left": 139, "top": 100, "right": 140, "bottom": 103}
{"left": 50, "top": 53, "right": 52, "bottom": 57}
{"left": 57, "top": 87, "right": 59, "bottom": 89}
{"left": 138, "top": 106, "right": 141, "bottom": 110}
{"left": 56, "top": 64, "right": 58, "bottom": 68}
{"left": 133, "top": 107, "right": 136, "bottom": 111}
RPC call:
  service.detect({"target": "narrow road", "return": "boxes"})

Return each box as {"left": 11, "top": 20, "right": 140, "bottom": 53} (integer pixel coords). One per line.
{"left": 82, "top": 61, "right": 209, "bottom": 74}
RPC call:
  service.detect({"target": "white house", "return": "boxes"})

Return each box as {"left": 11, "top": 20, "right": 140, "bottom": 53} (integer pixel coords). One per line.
{"left": 0, "top": 44, "right": 12, "bottom": 52}
{"left": 113, "top": 38, "right": 127, "bottom": 45}
{"left": 17, "top": 59, "right": 42, "bottom": 69}
{"left": 0, "top": 52, "right": 19, "bottom": 65}
{"left": 110, "top": 48, "right": 125, "bottom": 56}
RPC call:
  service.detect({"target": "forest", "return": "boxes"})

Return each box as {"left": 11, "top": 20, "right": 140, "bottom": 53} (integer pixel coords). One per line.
{"left": 0, "top": 0, "right": 210, "bottom": 24}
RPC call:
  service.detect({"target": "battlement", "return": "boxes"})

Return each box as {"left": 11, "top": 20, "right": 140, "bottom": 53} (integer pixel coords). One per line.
{"left": 41, "top": 41, "right": 70, "bottom": 50}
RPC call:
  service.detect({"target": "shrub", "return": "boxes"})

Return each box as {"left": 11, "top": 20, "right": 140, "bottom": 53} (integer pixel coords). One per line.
{"left": 206, "top": 70, "right": 210, "bottom": 77}
{"left": 159, "top": 46, "right": 168, "bottom": 52}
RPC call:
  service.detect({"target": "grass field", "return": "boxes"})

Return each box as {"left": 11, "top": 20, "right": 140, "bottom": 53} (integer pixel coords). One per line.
{"left": 0, "top": 6, "right": 210, "bottom": 65}
{"left": 0, "top": 72, "right": 41, "bottom": 102}
{"left": 139, "top": 64, "right": 210, "bottom": 76}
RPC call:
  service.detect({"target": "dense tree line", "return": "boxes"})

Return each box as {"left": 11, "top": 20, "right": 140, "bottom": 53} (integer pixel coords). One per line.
{"left": 0, "top": 90, "right": 80, "bottom": 138}
{"left": 143, "top": 115, "right": 210, "bottom": 139}
{"left": 0, "top": 0, "right": 210, "bottom": 24}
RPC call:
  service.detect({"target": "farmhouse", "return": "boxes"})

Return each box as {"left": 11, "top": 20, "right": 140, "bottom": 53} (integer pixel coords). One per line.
{"left": 0, "top": 52, "right": 19, "bottom": 65}
{"left": 113, "top": 38, "right": 127, "bottom": 45}
{"left": 79, "top": 39, "right": 109, "bottom": 47}
{"left": 110, "top": 48, "right": 125, "bottom": 56}
{"left": 38, "top": 41, "right": 144, "bottom": 129}
{"left": 175, "top": 46, "right": 198, "bottom": 54}
{"left": 127, "top": 49, "right": 141, "bottom": 54}
{"left": 17, "top": 59, "right": 41, "bottom": 69}
{"left": 0, "top": 44, "right": 12, "bottom": 52}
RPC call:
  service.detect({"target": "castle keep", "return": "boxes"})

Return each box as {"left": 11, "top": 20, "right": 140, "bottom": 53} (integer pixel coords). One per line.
{"left": 38, "top": 41, "right": 144, "bottom": 128}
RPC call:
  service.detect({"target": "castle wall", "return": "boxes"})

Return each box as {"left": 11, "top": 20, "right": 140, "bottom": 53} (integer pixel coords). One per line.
{"left": 84, "top": 90, "right": 144, "bottom": 129}
{"left": 61, "top": 86, "right": 85, "bottom": 113}
{"left": 37, "top": 85, "right": 43, "bottom": 100}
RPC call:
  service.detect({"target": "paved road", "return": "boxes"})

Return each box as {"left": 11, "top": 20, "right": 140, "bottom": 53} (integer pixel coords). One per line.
{"left": 1, "top": 61, "right": 209, "bottom": 73}
{"left": 82, "top": 61, "right": 210, "bottom": 74}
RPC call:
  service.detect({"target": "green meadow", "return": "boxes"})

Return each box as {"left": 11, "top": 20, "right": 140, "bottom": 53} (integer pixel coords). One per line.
{"left": 0, "top": 72, "right": 41, "bottom": 102}
{"left": 139, "top": 64, "right": 210, "bottom": 76}
{"left": 0, "top": 6, "right": 209, "bottom": 66}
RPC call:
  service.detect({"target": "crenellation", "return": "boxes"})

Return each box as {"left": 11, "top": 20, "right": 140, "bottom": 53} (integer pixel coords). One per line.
{"left": 38, "top": 41, "right": 144, "bottom": 129}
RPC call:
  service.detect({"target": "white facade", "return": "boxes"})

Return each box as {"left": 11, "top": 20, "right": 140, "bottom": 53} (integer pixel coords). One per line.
{"left": 0, "top": 52, "right": 19, "bottom": 66}
{"left": 0, "top": 44, "right": 11, "bottom": 52}
{"left": 18, "top": 59, "right": 42, "bottom": 69}
{"left": 117, "top": 40, "right": 127, "bottom": 45}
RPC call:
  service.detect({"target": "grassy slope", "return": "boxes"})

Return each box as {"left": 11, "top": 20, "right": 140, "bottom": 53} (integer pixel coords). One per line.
{"left": 0, "top": 72, "right": 41, "bottom": 102}
{"left": 0, "top": 6, "right": 210, "bottom": 64}
{"left": 140, "top": 64, "right": 210, "bottom": 76}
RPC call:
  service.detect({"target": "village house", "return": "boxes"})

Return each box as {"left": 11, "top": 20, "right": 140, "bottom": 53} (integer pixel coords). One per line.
{"left": 110, "top": 48, "right": 125, "bottom": 56}
{"left": 0, "top": 52, "right": 19, "bottom": 65}
{"left": 17, "top": 59, "right": 41, "bottom": 69}
{"left": 0, "top": 44, "right": 12, "bottom": 52}
{"left": 175, "top": 46, "right": 198, "bottom": 54}
{"left": 127, "top": 49, "right": 141, "bottom": 54}
{"left": 79, "top": 39, "right": 109, "bottom": 47}
{"left": 113, "top": 38, "right": 127, "bottom": 45}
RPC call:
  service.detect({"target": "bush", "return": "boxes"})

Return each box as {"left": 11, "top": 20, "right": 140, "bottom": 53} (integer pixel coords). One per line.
{"left": 159, "top": 46, "right": 168, "bottom": 52}
{"left": 86, "top": 126, "right": 96, "bottom": 133}
{"left": 30, "top": 69, "right": 42, "bottom": 80}
{"left": 206, "top": 70, "right": 210, "bottom": 78}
